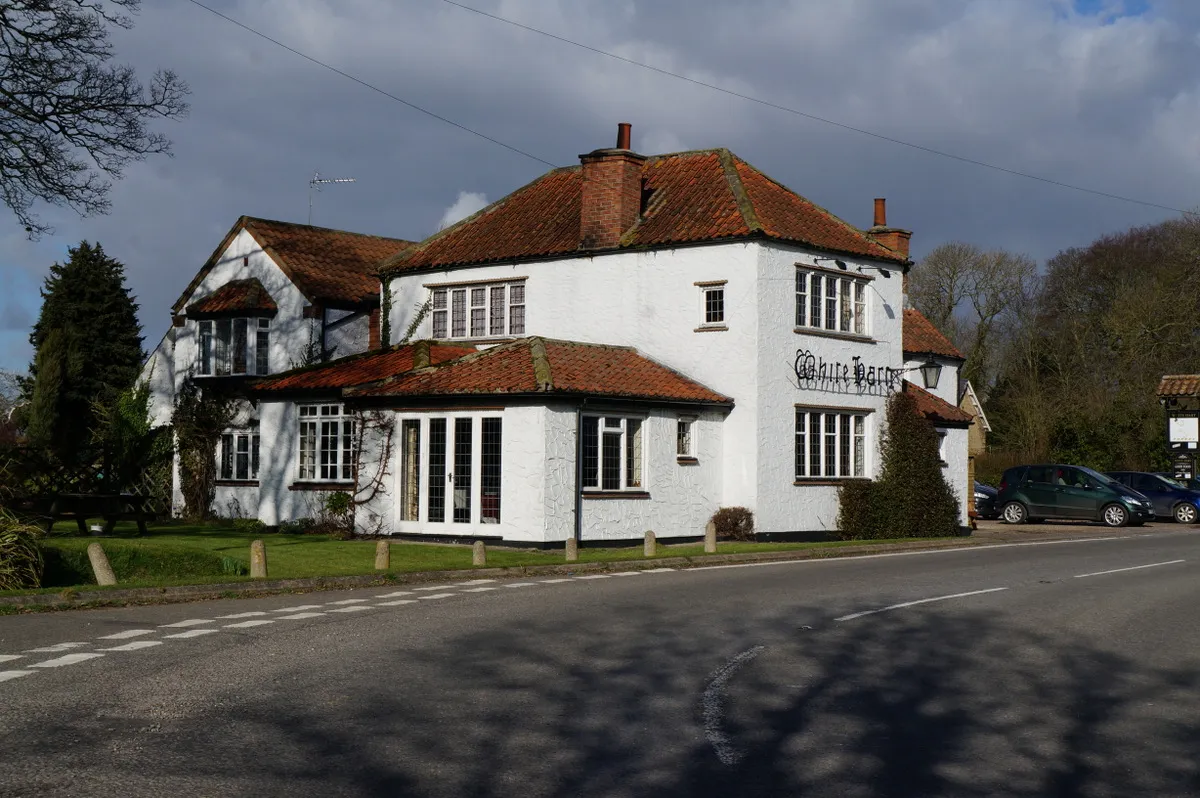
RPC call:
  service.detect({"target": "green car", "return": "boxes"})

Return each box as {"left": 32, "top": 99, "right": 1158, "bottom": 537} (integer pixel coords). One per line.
{"left": 996, "top": 464, "right": 1155, "bottom": 527}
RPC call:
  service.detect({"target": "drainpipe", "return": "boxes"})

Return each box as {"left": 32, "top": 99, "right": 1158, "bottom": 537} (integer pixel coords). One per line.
{"left": 574, "top": 399, "right": 587, "bottom": 546}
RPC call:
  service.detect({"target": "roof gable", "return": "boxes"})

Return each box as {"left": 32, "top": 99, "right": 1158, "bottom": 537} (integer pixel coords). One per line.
{"left": 186, "top": 278, "right": 277, "bottom": 317}
{"left": 172, "top": 216, "right": 413, "bottom": 313}
{"left": 904, "top": 381, "right": 974, "bottom": 426}
{"left": 903, "top": 308, "right": 964, "bottom": 360}
{"left": 381, "top": 149, "right": 906, "bottom": 274}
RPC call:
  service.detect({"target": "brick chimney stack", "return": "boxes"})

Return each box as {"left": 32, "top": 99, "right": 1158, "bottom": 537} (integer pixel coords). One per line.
{"left": 867, "top": 197, "right": 912, "bottom": 259}
{"left": 579, "top": 123, "right": 647, "bottom": 250}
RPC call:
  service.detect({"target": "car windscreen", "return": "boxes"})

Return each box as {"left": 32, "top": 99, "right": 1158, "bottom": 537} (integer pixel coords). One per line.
{"left": 1081, "top": 467, "right": 1142, "bottom": 498}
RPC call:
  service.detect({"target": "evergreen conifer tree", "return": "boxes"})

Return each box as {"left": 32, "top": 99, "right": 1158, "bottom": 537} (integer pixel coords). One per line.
{"left": 876, "top": 391, "right": 961, "bottom": 538}
{"left": 25, "top": 241, "right": 143, "bottom": 463}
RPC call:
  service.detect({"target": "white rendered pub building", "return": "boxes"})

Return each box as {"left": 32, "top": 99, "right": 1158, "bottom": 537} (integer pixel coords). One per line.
{"left": 145, "top": 124, "right": 971, "bottom": 544}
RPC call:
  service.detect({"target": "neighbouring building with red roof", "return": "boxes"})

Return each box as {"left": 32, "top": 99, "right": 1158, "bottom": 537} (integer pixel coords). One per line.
{"left": 144, "top": 124, "right": 971, "bottom": 541}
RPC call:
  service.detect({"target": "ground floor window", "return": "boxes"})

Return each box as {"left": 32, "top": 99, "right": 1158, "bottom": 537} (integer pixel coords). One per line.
{"left": 398, "top": 414, "right": 503, "bottom": 525}
{"left": 581, "top": 415, "right": 644, "bottom": 491}
{"left": 795, "top": 407, "right": 867, "bottom": 479}
{"left": 298, "top": 404, "right": 356, "bottom": 481}
{"left": 220, "top": 430, "right": 259, "bottom": 481}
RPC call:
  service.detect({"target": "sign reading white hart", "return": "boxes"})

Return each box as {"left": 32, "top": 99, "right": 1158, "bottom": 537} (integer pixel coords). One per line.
{"left": 1169, "top": 414, "right": 1199, "bottom": 446}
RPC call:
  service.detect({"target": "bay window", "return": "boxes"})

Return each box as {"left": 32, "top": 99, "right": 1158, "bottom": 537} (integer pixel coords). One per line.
{"left": 795, "top": 407, "right": 868, "bottom": 480}
{"left": 298, "top": 404, "right": 357, "bottom": 482}
{"left": 431, "top": 280, "right": 525, "bottom": 340}
{"left": 198, "top": 317, "right": 271, "bottom": 375}
{"left": 581, "top": 415, "right": 644, "bottom": 491}
{"left": 795, "top": 269, "right": 868, "bottom": 336}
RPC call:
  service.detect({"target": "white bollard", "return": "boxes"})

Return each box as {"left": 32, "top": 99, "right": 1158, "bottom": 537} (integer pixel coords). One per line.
{"left": 375, "top": 540, "right": 390, "bottom": 570}
{"left": 565, "top": 537, "right": 578, "bottom": 562}
{"left": 644, "top": 530, "right": 657, "bottom": 558}
{"left": 250, "top": 540, "right": 267, "bottom": 579}
{"left": 87, "top": 542, "right": 117, "bottom": 586}
{"left": 472, "top": 540, "right": 486, "bottom": 566}
{"left": 704, "top": 521, "right": 717, "bottom": 554}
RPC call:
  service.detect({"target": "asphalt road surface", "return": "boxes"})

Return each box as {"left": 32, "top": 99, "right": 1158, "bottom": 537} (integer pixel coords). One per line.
{"left": 3, "top": 529, "right": 1200, "bottom": 797}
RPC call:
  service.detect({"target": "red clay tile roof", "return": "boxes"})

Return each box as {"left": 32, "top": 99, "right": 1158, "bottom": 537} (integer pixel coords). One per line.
{"left": 186, "top": 278, "right": 277, "bottom": 316}
{"left": 903, "top": 309, "right": 964, "bottom": 360}
{"left": 346, "top": 338, "right": 731, "bottom": 404}
{"left": 904, "top": 381, "right": 974, "bottom": 426}
{"left": 173, "top": 217, "right": 413, "bottom": 312}
{"left": 254, "top": 342, "right": 475, "bottom": 392}
{"left": 381, "top": 149, "right": 905, "bottom": 274}
{"left": 1158, "top": 375, "right": 1200, "bottom": 397}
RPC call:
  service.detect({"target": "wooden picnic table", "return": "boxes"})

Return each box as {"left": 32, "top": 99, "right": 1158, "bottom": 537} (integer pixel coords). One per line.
{"left": 40, "top": 493, "right": 158, "bottom": 535}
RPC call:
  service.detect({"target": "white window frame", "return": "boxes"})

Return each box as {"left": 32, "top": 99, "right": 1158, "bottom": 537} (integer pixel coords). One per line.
{"left": 695, "top": 280, "right": 727, "bottom": 330}
{"left": 677, "top": 416, "right": 697, "bottom": 459}
{"left": 581, "top": 415, "right": 646, "bottom": 492}
{"left": 219, "top": 430, "right": 260, "bottom": 482}
{"left": 298, "top": 404, "right": 357, "bottom": 482}
{"left": 794, "top": 407, "right": 869, "bottom": 480}
{"left": 197, "top": 317, "right": 271, "bottom": 376}
{"left": 430, "top": 280, "right": 526, "bottom": 341}
{"left": 795, "top": 269, "right": 869, "bottom": 336}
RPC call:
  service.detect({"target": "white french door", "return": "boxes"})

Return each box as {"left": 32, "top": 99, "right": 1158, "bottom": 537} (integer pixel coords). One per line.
{"left": 395, "top": 414, "right": 502, "bottom": 531}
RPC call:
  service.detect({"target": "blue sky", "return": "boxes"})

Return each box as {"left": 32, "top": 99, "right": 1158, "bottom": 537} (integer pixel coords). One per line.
{"left": 3, "top": 0, "right": 1199, "bottom": 373}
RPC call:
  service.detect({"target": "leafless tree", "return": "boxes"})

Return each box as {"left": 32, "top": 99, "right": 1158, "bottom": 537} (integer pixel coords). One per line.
{"left": 0, "top": 1, "right": 189, "bottom": 237}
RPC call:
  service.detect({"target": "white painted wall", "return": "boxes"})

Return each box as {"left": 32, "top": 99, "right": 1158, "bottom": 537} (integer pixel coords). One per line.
{"left": 939, "top": 426, "right": 971, "bottom": 528}
{"left": 140, "top": 329, "right": 177, "bottom": 428}
{"left": 324, "top": 308, "right": 370, "bottom": 360}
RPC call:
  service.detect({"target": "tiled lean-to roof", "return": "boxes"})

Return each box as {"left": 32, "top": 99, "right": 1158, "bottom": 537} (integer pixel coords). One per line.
{"left": 173, "top": 217, "right": 413, "bottom": 312}
{"left": 904, "top": 381, "right": 974, "bottom": 426}
{"left": 380, "top": 149, "right": 906, "bottom": 274}
{"left": 186, "top": 278, "right": 277, "bottom": 316}
{"left": 1157, "top": 375, "right": 1200, "bottom": 398}
{"left": 254, "top": 337, "right": 731, "bottom": 406}
{"left": 902, "top": 309, "right": 964, "bottom": 360}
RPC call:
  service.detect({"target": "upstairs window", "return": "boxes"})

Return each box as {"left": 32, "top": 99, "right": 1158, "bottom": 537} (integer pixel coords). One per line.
{"left": 677, "top": 417, "right": 696, "bottom": 458}
{"left": 298, "top": 404, "right": 357, "bottom": 482}
{"left": 198, "top": 318, "right": 270, "bottom": 376}
{"left": 696, "top": 281, "right": 727, "bottom": 330}
{"left": 795, "top": 270, "right": 867, "bottom": 336}
{"left": 581, "top": 415, "right": 644, "bottom": 491}
{"left": 431, "top": 281, "right": 525, "bottom": 340}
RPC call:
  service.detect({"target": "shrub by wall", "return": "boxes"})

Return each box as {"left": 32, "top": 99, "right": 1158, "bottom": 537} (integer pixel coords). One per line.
{"left": 711, "top": 507, "right": 755, "bottom": 541}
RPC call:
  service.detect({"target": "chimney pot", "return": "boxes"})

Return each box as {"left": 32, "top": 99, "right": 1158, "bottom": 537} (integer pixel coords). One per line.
{"left": 874, "top": 198, "right": 886, "bottom": 228}
{"left": 616, "top": 122, "right": 632, "bottom": 150}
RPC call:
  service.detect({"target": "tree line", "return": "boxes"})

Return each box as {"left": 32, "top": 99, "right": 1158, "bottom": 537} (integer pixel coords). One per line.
{"left": 910, "top": 215, "right": 1200, "bottom": 480}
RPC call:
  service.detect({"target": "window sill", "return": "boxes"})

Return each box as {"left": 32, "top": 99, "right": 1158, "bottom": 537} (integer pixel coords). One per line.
{"left": 794, "top": 478, "right": 869, "bottom": 486}
{"left": 432, "top": 336, "right": 518, "bottom": 346}
{"left": 582, "top": 491, "right": 651, "bottom": 500}
{"left": 676, "top": 456, "right": 699, "bottom": 465}
{"left": 289, "top": 482, "right": 355, "bottom": 492}
{"left": 793, "top": 328, "right": 876, "bottom": 344}
{"left": 694, "top": 325, "right": 728, "bottom": 333}
{"left": 216, "top": 480, "right": 259, "bottom": 488}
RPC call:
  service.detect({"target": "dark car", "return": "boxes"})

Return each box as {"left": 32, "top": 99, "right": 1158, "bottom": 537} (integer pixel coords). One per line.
{"left": 973, "top": 481, "right": 999, "bottom": 519}
{"left": 1106, "top": 471, "right": 1200, "bottom": 524}
{"left": 1155, "top": 472, "right": 1200, "bottom": 493}
{"left": 996, "top": 464, "right": 1155, "bottom": 527}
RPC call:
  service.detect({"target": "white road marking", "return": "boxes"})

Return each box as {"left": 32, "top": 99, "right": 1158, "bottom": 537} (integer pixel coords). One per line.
{"left": 162, "top": 629, "right": 219, "bottom": 639}
{"left": 327, "top": 599, "right": 368, "bottom": 605}
{"left": 217, "top": 611, "right": 269, "bottom": 619}
{"left": 276, "top": 612, "right": 325, "bottom": 620}
{"left": 224, "top": 620, "right": 275, "bottom": 629}
{"left": 412, "top": 585, "right": 455, "bottom": 592}
{"left": 503, "top": 582, "right": 538, "bottom": 588}
{"left": 835, "top": 587, "right": 1009, "bottom": 622}
{"left": 272, "top": 605, "right": 323, "bottom": 612}
{"left": 0, "top": 670, "right": 33, "bottom": 682}
{"left": 97, "top": 629, "right": 156, "bottom": 640}
{"left": 610, "top": 572, "right": 641, "bottom": 577}
{"left": 643, "top": 568, "right": 676, "bottom": 573}
{"left": 159, "top": 619, "right": 214, "bottom": 628}
{"left": 418, "top": 593, "right": 455, "bottom": 600}
{"left": 375, "top": 591, "right": 413, "bottom": 599}
{"left": 31, "top": 653, "right": 105, "bottom": 668}
{"left": 574, "top": 575, "right": 610, "bottom": 580}
{"left": 24, "top": 642, "right": 88, "bottom": 653}
{"left": 377, "top": 599, "right": 418, "bottom": 606}
{"left": 462, "top": 579, "right": 496, "bottom": 584}
{"left": 329, "top": 606, "right": 373, "bottom": 613}
{"left": 539, "top": 579, "right": 572, "bottom": 584}
{"left": 98, "top": 641, "right": 163, "bottom": 652}
{"left": 0, "top": 655, "right": 24, "bottom": 663}
{"left": 703, "top": 645, "right": 766, "bottom": 766}
{"left": 1074, "top": 559, "right": 1185, "bottom": 579}
{"left": 461, "top": 587, "right": 497, "bottom": 592}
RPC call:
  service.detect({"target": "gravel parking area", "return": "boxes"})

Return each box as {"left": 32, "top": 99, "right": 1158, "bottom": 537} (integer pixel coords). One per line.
{"left": 972, "top": 517, "right": 1192, "bottom": 541}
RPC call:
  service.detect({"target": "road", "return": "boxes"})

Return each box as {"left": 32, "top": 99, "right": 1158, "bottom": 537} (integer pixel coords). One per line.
{"left": 2, "top": 528, "right": 1199, "bottom": 797}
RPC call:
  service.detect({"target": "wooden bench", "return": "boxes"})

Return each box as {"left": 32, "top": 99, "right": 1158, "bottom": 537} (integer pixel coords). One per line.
{"left": 40, "top": 493, "right": 158, "bottom": 535}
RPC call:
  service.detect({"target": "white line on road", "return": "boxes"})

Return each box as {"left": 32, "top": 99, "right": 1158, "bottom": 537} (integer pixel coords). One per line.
{"left": 643, "top": 568, "right": 677, "bottom": 573}
{"left": 375, "top": 591, "right": 413, "bottom": 599}
{"left": 0, "top": 670, "right": 33, "bottom": 682}
{"left": 503, "top": 582, "right": 538, "bottom": 588}
{"left": 460, "top": 587, "right": 497, "bottom": 593}
{"left": 31, "top": 653, "right": 105, "bottom": 668}
{"left": 162, "top": 629, "right": 219, "bottom": 639}
{"left": 329, "top": 606, "right": 373, "bottom": 613}
{"left": 97, "top": 629, "right": 156, "bottom": 640}
{"left": 217, "top": 611, "right": 269, "bottom": 619}
{"left": 377, "top": 599, "right": 417, "bottom": 606}
{"left": 327, "top": 599, "right": 368, "bottom": 605}
{"left": 0, "top": 655, "right": 24, "bottom": 663}
{"left": 276, "top": 612, "right": 325, "bottom": 620}
{"left": 418, "top": 593, "right": 455, "bottom": 600}
{"left": 98, "top": 641, "right": 163, "bottom": 652}
{"left": 539, "top": 579, "right": 572, "bottom": 584}
{"left": 24, "top": 642, "right": 88, "bottom": 653}
{"left": 159, "top": 619, "right": 214, "bottom": 628}
{"left": 272, "top": 605, "right": 323, "bottom": 612}
{"left": 224, "top": 620, "right": 275, "bottom": 629}
{"left": 1074, "top": 559, "right": 1185, "bottom": 579}
{"left": 610, "top": 572, "right": 641, "bottom": 577}
{"left": 574, "top": 575, "right": 610, "bottom": 580}
{"left": 462, "top": 579, "right": 497, "bottom": 584}
{"left": 412, "top": 585, "right": 455, "bottom": 592}
{"left": 703, "top": 645, "right": 766, "bottom": 766}
{"left": 834, "top": 587, "right": 1009, "bottom": 622}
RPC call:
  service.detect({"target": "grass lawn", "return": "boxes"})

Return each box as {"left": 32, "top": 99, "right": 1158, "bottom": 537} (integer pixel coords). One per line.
{"left": 4, "top": 521, "right": 958, "bottom": 595}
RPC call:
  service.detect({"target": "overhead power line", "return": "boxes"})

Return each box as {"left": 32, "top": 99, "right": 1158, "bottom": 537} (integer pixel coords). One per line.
{"left": 441, "top": 0, "right": 1195, "bottom": 217}
{"left": 182, "top": 0, "right": 558, "bottom": 168}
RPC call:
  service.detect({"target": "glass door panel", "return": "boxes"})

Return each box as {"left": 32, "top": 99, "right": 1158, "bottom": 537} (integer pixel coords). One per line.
{"left": 453, "top": 418, "right": 473, "bottom": 523}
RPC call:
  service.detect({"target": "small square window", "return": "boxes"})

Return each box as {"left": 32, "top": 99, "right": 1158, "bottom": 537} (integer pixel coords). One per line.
{"left": 704, "top": 287, "right": 724, "bottom": 325}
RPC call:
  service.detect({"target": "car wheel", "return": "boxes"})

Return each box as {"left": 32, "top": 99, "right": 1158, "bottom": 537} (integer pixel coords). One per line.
{"left": 1002, "top": 501, "right": 1028, "bottom": 524}
{"left": 1102, "top": 503, "right": 1129, "bottom": 528}
{"left": 1173, "top": 503, "right": 1197, "bottom": 524}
